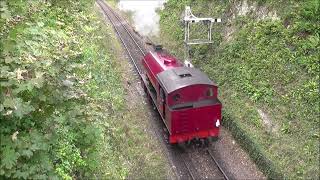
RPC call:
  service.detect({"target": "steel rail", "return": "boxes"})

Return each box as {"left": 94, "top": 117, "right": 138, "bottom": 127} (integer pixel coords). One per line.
{"left": 96, "top": 0, "right": 144, "bottom": 76}
{"left": 100, "top": 0, "right": 146, "bottom": 56}
{"left": 207, "top": 149, "right": 230, "bottom": 180}
{"left": 181, "top": 156, "right": 196, "bottom": 180}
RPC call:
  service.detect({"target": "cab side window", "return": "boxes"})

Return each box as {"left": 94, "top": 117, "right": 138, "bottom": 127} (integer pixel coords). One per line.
{"left": 207, "top": 88, "right": 213, "bottom": 97}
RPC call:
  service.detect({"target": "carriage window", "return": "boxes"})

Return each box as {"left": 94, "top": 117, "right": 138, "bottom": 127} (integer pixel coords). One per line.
{"left": 207, "top": 88, "right": 213, "bottom": 97}
{"left": 173, "top": 94, "right": 181, "bottom": 102}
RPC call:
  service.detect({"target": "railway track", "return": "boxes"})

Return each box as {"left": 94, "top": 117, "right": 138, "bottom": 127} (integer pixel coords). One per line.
{"left": 177, "top": 145, "right": 230, "bottom": 180}
{"left": 96, "top": 1, "right": 230, "bottom": 179}
{"left": 179, "top": 148, "right": 199, "bottom": 180}
{"left": 207, "top": 149, "right": 230, "bottom": 180}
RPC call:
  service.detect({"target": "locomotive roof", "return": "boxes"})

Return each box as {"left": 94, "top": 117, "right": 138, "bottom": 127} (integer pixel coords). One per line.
{"left": 156, "top": 67, "right": 216, "bottom": 94}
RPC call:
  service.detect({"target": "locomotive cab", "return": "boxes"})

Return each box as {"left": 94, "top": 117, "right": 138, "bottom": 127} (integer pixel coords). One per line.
{"left": 156, "top": 67, "right": 222, "bottom": 144}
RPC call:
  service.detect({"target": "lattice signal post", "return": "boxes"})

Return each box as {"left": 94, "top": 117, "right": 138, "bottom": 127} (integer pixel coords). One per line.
{"left": 183, "top": 6, "right": 221, "bottom": 67}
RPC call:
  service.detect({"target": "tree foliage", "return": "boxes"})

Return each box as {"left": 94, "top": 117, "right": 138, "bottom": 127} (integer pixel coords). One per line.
{"left": 0, "top": 0, "right": 126, "bottom": 179}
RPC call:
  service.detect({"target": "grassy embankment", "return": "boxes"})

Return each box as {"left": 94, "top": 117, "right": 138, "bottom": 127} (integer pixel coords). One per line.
{"left": 0, "top": 0, "right": 167, "bottom": 179}
{"left": 159, "top": 0, "right": 319, "bottom": 179}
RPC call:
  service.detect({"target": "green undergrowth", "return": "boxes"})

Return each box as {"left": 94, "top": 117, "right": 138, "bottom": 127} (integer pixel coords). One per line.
{"left": 160, "top": 0, "right": 319, "bottom": 179}
{"left": 0, "top": 0, "right": 167, "bottom": 179}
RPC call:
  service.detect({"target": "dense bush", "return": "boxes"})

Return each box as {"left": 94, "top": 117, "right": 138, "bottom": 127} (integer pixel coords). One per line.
{"left": 0, "top": 0, "right": 126, "bottom": 178}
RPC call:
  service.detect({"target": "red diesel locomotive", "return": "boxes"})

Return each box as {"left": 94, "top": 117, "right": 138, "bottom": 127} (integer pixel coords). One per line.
{"left": 141, "top": 47, "right": 222, "bottom": 144}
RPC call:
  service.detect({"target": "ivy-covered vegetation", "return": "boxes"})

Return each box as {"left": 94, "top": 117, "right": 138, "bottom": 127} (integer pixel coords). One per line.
{"left": 0, "top": 0, "right": 167, "bottom": 179}
{"left": 159, "top": 0, "right": 319, "bottom": 179}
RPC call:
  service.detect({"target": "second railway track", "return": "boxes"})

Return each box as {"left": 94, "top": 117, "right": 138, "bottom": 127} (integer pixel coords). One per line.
{"left": 97, "top": 1, "right": 231, "bottom": 179}
{"left": 207, "top": 149, "right": 230, "bottom": 180}
{"left": 177, "top": 145, "right": 230, "bottom": 180}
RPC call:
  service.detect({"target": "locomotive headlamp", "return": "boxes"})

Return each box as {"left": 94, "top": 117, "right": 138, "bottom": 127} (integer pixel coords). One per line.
{"left": 216, "top": 119, "right": 220, "bottom": 127}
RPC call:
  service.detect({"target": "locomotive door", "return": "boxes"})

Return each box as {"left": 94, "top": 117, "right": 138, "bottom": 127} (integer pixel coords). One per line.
{"left": 159, "top": 87, "right": 166, "bottom": 119}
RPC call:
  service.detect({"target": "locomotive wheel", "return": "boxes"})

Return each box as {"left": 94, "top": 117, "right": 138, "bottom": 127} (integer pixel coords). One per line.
{"left": 200, "top": 139, "right": 205, "bottom": 147}
{"left": 195, "top": 138, "right": 202, "bottom": 147}
{"left": 143, "top": 84, "right": 147, "bottom": 93}
{"left": 177, "top": 142, "right": 186, "bottom": 149}
{"left": 204, "top": 138, "right": 210, "bottom": 148}
{"left": 199, "top": 138, "right": 209, "bottom": 148}
{"left": 185, "top": 140, "right": 192, "bottom": 147}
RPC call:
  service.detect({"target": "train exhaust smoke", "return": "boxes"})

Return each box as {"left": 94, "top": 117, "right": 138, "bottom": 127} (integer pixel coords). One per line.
{"left": 118, "top": 0, "right": 166, "bottom": 37}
